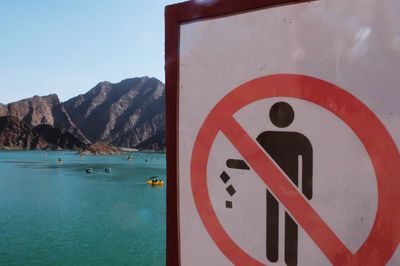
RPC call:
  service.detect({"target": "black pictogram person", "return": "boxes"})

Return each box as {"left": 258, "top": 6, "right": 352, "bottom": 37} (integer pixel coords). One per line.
{"left": 256, "top": 102, "right": 313, "bottom": 266}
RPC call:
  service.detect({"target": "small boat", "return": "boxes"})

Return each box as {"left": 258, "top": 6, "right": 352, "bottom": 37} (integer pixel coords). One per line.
{"left": 86, "top": 168, "right": 93, "bottom": 174}
{"left": 146, "top": 180, "right": 164, "bottom": 186}
{"left": 146, "top": 176, "right": 164, "bottom": 186}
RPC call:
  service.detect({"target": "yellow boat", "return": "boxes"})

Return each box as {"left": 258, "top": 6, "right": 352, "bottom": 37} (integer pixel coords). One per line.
{"left": 146, "top": 177, "right": 164, "bottom": 186}
{"left": 146, "top": 180, "right": 164, "bottom": 186}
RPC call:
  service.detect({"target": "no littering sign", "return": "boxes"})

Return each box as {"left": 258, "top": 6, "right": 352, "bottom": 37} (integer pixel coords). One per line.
{"left": 190, "top": 74, "right": 400, "bottom": 265}
{"left": 165, "top": 1, "right": 400, "bottom": 265}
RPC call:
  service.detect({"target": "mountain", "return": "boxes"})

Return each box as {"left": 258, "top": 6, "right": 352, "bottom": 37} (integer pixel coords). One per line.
{"left": 63, "top": 77, "right": 165, "bottom": 150}
{"left": 0, "top": 77, "right": 166, "bottom": 150}
{"left": 0, "top": 94, "right": 88, "bottom": 142}
{"left": 0, "top": 116, "right": 86, "bottom": 150}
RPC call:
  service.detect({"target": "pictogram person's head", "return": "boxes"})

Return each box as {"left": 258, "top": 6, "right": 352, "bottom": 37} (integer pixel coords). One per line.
{"left": 269, "top": 102, "right": 294, "bottom": 128}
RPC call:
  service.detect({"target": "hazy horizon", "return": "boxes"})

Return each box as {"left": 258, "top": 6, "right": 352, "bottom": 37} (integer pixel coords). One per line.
{"left": 0, "top": 0, "right": 177, "bottom": 103}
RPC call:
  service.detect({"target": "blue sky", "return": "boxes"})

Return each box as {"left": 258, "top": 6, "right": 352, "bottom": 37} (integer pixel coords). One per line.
{"left": 0, "top": 0, "right": 178, "bottom": 103}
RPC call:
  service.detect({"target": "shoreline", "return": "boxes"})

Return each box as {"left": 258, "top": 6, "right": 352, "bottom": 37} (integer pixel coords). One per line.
{"left": 0, "top": 148, "right": 166, "bottom": 154}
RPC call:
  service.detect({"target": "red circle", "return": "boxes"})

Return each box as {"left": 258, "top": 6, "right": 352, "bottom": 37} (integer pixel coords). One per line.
{"left": 190, "top": 74, "right": 400, "bottom": 265}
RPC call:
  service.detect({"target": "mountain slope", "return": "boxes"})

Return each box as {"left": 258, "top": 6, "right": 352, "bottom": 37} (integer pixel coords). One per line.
{"left": 0, "top": 116, "right": 47, "bottom": 149}
{"left": 32, "top": 124, "right": 88, "bottom": 150}
{"left": 63, "top": 77, "right": 165, "bottom": 149}
{"left": 0, "top": 116, "right": 86, "bottom": 150}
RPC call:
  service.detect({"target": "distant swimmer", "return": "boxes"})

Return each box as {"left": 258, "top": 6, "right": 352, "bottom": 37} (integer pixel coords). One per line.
{"left": 57, "top": 158, "right": 63, "bottom": 164}
{"left": 127, "top": 155, "right": 133, "bottom": 161}
{"left": 105, "top": 168, "right": 111, "bottom": 173}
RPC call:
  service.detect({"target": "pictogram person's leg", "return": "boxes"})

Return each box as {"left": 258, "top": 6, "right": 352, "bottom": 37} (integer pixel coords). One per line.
{"left": 266, "top": 189, "right": 279, "bottom": 262}
{"left": 285, "top": 212, "right": 298, "bottom": 266}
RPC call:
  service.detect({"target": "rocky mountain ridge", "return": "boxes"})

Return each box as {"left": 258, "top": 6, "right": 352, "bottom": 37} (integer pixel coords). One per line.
{"left": 0, "top": 77, "right": 165, "bottom": 150}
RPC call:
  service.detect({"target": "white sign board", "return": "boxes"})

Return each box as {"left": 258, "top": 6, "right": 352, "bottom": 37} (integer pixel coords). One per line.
{"left": 166, "top": 0, "right": 400, "bottom": 265}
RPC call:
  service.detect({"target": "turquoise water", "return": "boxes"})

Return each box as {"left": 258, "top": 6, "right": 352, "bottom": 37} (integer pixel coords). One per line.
{"left": 0, "top": 151, "right": 166, "bottom": 266}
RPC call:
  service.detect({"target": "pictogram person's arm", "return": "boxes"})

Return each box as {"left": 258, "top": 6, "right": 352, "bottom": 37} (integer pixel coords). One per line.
{"left": 302, "top": 142, "right": 313, "bottom": 200}
{"left": 226, "top": 159, "right": 249, "bottom": 170}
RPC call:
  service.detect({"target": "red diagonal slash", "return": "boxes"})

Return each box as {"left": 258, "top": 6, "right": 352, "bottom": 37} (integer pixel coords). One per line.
{"left": 220, "top": 116, "right": 353, "bottom": 264}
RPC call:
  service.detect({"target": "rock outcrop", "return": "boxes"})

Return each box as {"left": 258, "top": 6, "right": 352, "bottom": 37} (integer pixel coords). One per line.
{"left": 0, "top": 103, "right": 6, "bottom": 116}
{"left": 78, "top": 143, "right": 121, "bottom": 155}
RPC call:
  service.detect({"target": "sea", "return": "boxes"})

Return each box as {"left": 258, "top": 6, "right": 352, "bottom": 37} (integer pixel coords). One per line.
{"left": 0, "top": 151, "right": 166, "bottom": 266}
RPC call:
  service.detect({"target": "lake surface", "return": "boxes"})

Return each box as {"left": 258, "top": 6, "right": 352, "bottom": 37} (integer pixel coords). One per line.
{"left": 0, "top": 151, "right": 166, "bottom": 266}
